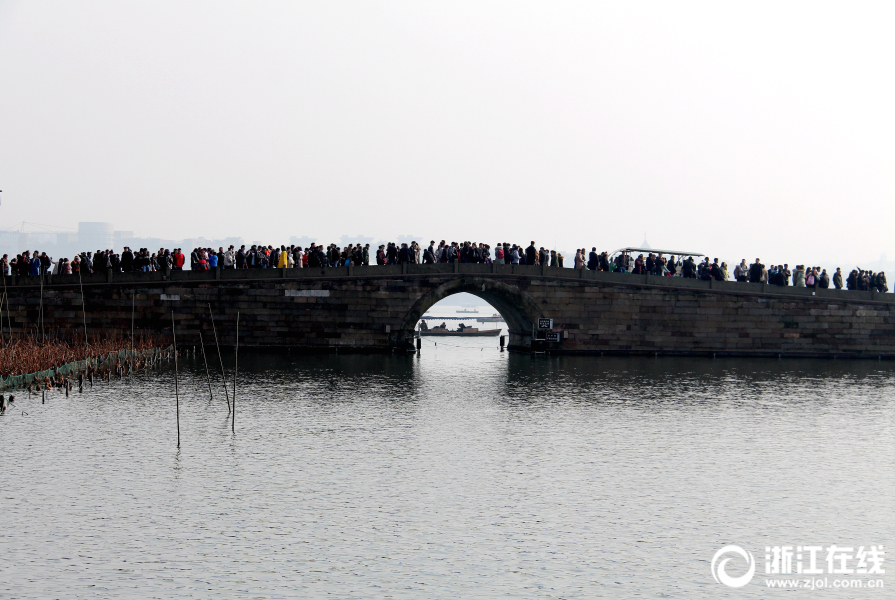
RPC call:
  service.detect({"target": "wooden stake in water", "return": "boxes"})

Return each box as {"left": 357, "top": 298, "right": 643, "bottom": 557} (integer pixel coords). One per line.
{"left": 78, "top": 266, "right": 89, "bottom": 349}
{"left": 39, "top": 275, "right": 45, "bottom": 342}
{"left": 0, "top": 292, "right": 7, "bottom": 344}
{"left": 130, "top": 291, "right": 135, "bottom": 376}
{"left": 199, "top": 331, "right": 214, "bottom": 403}
{"left": 172, "top": 311, "right": 181, "bottom": 448}
{"left": 208, "top": 304, "right": 230, "bottom": 413}
{"left": 232, "top": 311, "right": 238, "bottom": 434}
{"left": 1, "top": 270, "right": 7, "bottom": 343}
{"left": 0, "top": 291, "right": 5, "bottom": 346}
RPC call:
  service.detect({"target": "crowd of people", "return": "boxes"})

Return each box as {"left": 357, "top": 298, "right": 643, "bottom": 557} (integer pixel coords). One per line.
{"left": 572, "top": 250, "right": 887, "bottom": 292}
{"left": 0, "top": 247, "right": 186, "bottom": 276}
{"left": 376, "top": 241, "right": 564, "bottom": 266}
{"left": 0, "top": 243, "right": 887, "bottom": 293}
{"left": 0, "top": 241, "right": 563, "bottom": 274}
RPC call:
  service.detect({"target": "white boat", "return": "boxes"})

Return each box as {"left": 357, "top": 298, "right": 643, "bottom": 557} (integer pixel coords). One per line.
{"left": 475, "top": 313, "right": 505, "bottom": 323}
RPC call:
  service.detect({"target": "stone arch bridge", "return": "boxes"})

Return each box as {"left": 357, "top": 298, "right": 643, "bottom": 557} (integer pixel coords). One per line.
{"left": 2, "top": 263, "right": 893, "bottom": 358}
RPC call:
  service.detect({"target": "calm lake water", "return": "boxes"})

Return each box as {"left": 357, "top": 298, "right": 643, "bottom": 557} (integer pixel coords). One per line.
{"left": 1, "top": 336, "right": 893, "bottom": 599}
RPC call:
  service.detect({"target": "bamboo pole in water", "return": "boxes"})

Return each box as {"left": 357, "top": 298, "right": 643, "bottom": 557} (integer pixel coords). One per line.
{"left": 77, "top": 266, "right": 88, "bottom": 349}
{"left": 172, "top": 311, "right": 181, "bottom": 448}
{"left": 130, "top": 291, "right": 135, "bottom": 375}
{"left": 0, "top": 291, "right": 5, "bottom": 346}
{"left": 208, "top": 304, "right": 230, "bottom": 413}
{"left": 232, "top": 311, "right": 238, "bottom": 434}
{"left": 39, "top": 275, "right": 44, "bottom": 342}
{"left": 199, "top": 331, "right": 213, "bottom": 403}
{"left": 1, "top": 270, "right": 7, "bottom": 343}
{"left": 2, "top": 274, "right": 8, "bottom": 343}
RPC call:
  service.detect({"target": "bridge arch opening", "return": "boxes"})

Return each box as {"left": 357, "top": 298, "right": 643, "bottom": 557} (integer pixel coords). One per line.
{"left": 395, "top": 277, "right": 539, "bottom": 351}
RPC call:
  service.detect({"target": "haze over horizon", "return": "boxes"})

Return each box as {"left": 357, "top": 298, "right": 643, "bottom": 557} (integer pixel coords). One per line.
{"left": 1, "top": 1, "right": 892, "bottom": 269}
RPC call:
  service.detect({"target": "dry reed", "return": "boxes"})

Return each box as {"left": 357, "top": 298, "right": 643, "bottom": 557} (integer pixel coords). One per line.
{"left": 0, "top": 332, "right": 164, "bottom": 378}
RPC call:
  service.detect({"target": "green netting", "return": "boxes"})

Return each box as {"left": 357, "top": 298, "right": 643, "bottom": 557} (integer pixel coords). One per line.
{"left": 0, "top": 345, "right": 173, "bottom": 390}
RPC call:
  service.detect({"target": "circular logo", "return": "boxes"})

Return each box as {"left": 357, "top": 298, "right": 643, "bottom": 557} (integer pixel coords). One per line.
{"left": 711, "top": 545, "right": 756, "bottom": 588}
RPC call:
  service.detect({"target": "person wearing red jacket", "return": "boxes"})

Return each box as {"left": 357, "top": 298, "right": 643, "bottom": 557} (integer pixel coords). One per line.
{"left": 173, "top": 249, "right": 185, "bottom": 271}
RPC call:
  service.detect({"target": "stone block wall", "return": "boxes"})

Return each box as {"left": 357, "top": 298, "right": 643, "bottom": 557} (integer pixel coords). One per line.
{"left": 1, "top": 265, "right": 892, "bottom": 358}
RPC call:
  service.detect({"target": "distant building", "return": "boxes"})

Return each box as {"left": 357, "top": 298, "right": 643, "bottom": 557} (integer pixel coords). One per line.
{"left": 0, "top": 221, "right": 244, "bottom": 261}
{"left": 289, "top": 236, "right": 317, "bottom": 248}
{"left": 78, "top": 222, "right": 114, "bottom": 250}
{"left": 396, "top": 234, "right": 422, "bottom": 247}
{"left": 340, "top": 234, "right": 374, "bottom": 247}
{"left": 113, "top": 231, "right": 134, "bottom": 246}
{"left": 56, "top": 232, "right": 78, "bottom": 246}
{"left": 0, "top": 231, "right": 22, "bottom": 256}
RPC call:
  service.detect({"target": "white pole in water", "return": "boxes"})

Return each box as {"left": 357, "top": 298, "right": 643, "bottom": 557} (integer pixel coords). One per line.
{"left": 172, "top": 311, "right": 180, "bottom": 448}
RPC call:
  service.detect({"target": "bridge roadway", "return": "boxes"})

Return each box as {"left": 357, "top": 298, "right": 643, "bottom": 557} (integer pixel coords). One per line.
{"left": 2, "top": 263, "right": 894, "bottom": 358}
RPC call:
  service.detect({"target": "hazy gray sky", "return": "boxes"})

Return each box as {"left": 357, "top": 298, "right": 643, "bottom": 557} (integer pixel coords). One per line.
{"left": 1, "top": 1, "right": 892, "bottom": 266}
